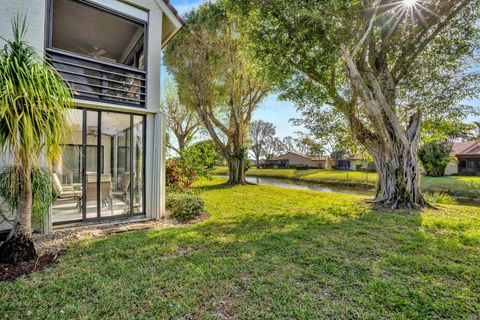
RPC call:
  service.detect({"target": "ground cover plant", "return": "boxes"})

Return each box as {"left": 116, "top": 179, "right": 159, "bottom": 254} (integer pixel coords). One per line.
{"left": 0, "top": 177, "right": 479, "bottom": 318}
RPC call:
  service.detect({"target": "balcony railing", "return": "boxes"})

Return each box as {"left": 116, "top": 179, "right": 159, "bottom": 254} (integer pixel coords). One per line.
{"left": 46, "top": 48, "right": 146, "bottom": 107}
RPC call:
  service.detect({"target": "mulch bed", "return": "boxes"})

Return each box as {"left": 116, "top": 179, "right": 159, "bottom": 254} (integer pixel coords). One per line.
{"left": 0, "top": 251, "right": 63, "bottom": 282}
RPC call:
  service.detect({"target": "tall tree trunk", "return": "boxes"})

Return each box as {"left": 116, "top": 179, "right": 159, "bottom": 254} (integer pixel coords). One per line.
{"left": 370, "top": 139, "right": 425, "bottom": 209}
{"left": 227, "top": 157, "right": 247, "bottom": 185}
{"left": 0, "top": 165, "right": 37, "bottom": 264}
{"left": 340, "top": 45, "right": 426, "bottom": 210}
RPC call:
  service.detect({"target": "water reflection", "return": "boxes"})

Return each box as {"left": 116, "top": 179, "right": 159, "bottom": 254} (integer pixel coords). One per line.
{"left": 244, "top": 176, "right": 375, "bottom": 196}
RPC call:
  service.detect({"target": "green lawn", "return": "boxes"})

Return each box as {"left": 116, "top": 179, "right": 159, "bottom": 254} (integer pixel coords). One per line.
{"left": 1, "top": 177, "right": 479, "bottom": 318}
{"left": 212, "top": 166, "right": 480, "bottom": 198}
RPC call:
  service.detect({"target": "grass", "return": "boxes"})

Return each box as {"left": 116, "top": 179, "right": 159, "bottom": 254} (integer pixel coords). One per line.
{"left": 1, "top": 177, "right": 479, "bottom": 319}
{"left": 211, "top": 166, "right": 480, "bottom": 198}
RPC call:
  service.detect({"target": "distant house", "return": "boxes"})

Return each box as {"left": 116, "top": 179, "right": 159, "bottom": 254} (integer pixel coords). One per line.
{"left": 335, "top": 156, "right": 375, "bottom": 172}
{"left": 445, "top": 141, "right": 480, "bottom": 176}
{"left": 265, "top": 151, "right": 330, "bottom": 169}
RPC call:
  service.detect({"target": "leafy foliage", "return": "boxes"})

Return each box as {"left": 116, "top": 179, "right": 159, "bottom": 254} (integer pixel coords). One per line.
{"left": 0, "top": 166, "right": 57, "bottom": 230}
{"left": 163, "top": 1, "right": 271, "bottom": 184}
{"left": 166, "top": 191, "right": 204, "bottom": 222}
{"left": 161, "top": 77, "right": 201, "bottom": 154}
{"left": 166, "top": 159, "right": 197, "bottom": 190}
{"left": 182, "top": 140, "right": 224, "bottom": 173}
{"left": 418, "top": 141, "right": 454, "bottom": 177}
{"left": 0, "top": 15, "right": 73, "bottom": 167}
{"left": 0, "top": 15, "right": 72, "bottom": 243}
{"left": 228, "top": 0, "right": 480, "bottom": 207}
{"left": 424, "top": 192, "right": 457, "bottom": 205}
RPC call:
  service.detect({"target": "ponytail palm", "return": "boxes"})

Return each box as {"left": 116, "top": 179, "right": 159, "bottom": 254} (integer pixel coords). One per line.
{"left": 0, "top": 16, "right": 73, "bottom": 263}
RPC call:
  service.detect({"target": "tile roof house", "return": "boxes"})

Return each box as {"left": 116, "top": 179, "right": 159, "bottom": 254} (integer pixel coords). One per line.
{"left": 446, "top": 141, "right": 480, "bottom": 176}
{"left": 266, "top": 151, "right": 330, "bottom": 169}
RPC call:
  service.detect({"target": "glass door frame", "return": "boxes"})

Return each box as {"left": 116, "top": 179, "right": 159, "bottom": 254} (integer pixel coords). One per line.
{"left": 54, "top": 107, "right": 146, "bottom": 225}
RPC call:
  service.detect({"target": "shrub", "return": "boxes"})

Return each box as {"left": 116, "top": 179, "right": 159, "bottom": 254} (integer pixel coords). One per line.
{"left": 166, "top": 159, "right": 196, "bottom": 189}
{"left": 424, "top": 192, "right": 457, "bottom": 205}
{"left": 166, "top": 192, "right": 204, "bottom": 222}
{"left": 418, "top": 140, "right": 453, "bottom": 177}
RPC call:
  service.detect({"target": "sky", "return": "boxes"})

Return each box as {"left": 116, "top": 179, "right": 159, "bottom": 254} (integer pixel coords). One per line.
{"left": 163, "top": 0, "right": 303, "bottom": 139}
{"left": 164, "top": 0, "right": 480, "bottom": 138}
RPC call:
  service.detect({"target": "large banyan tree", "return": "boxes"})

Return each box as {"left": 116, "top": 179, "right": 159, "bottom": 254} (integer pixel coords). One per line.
{"left": 231, "top": 0, "right": 479, "bottom": 208}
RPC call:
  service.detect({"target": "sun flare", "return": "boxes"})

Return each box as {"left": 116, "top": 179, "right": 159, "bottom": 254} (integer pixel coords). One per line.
{"left": 403, "top": 0, "right": 418, "bottom": 7}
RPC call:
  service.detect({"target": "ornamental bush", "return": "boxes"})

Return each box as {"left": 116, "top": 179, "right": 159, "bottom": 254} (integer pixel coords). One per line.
{"left": 418, "top": 140, "right": 453, "bottom": 177}
{"left": 166, "top": 191, "right": 204, "bottom": 222}
{"left": 166, "top": 159, "right": 196, "bottom": 189}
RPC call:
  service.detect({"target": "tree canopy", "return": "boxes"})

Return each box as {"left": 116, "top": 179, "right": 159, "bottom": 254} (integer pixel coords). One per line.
{"left": 229, "top": 0, "right": 480, "bottom": 208}
{"left": 164, "top": 1, "right": 270, "bottom": 184}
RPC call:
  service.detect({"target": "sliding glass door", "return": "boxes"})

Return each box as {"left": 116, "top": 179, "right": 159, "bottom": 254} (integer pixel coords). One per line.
{"left": 52, "top": 108, "right": 145, "bottom": 224}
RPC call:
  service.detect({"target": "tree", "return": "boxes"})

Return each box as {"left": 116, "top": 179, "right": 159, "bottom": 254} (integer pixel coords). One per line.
{"left": 422, "top": 121, "right": 477, "bottom": 143}
{"left": 291, "top": 104, "right": 357, "bottom": 167}
{"left": 475, "top": 122, "right": 480, "bottom": 139}
{"left": 418, "top": 141, "right": 453, "bottom": 177}
{"left": 281, "top": 136, "right": 296, "bottom": 152}
{"left": 231, "top": 0, "right": 480, "bottom": 208}
{"left": 263, "top": 136, "right": 284, "bottom": 160}
{"left": 0, "top": 16, "right": 73, "bottom": 263}
{"left": 161, "top": 78, "right": 201, "bottom": 155}
{"left": 164, "top": 2, "right": 270, "bottom": 185}
{"left": 249, "top": 120, "right": 275, "bottom": 166}
{"left": 183, "top": 140, "right": 224, "bottom": 172}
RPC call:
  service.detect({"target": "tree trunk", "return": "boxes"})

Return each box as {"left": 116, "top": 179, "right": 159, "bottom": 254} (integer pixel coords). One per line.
{"left": 0, "top": 166, "right": 37, "bottom": 264}
{"left": 227, "top": 157, "right": 247, "bottom": 185}
{"left": 370, "top": 139, "right": 425, "bottom": 209}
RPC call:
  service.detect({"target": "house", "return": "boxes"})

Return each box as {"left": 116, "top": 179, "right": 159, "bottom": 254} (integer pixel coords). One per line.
{"left": 265, "top": 151, "right": 330, "bottom": 169}
{"left": 445, "top": 141, "right": 480, "bottom": 176}
{"left": 331, "top": 155, "right": 376, "bottom": 171}
{"left": 0, "top": 0, "right": 184, "bottom": 234}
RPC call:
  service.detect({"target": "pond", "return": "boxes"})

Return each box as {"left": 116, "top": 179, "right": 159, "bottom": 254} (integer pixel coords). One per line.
{"left": 219, "top": 175, "right": 480, "bottom": 207}
{"left": 225, "top": 175, "right": 376, "bottom": 196}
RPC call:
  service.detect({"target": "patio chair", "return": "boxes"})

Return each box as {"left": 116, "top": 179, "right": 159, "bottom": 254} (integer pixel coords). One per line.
{"left": 53, "top": 173, "right": 81, "bottom": 201}
{"left": 113, "top": 172, "right": 131, "bottom": 201}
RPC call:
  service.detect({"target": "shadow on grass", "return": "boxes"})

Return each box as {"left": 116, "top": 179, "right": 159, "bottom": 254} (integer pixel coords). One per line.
{"left": 1, "top": 186, "right": 478, "bottom": 319}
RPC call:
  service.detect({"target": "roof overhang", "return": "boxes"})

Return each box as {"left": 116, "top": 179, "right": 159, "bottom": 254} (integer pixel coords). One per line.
{"left": 155, "top": 0, "right": 185, "bottom": 48}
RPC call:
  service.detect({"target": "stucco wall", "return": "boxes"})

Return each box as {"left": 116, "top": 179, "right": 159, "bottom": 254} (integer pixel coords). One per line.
{"left": 0, "top": 0, "right": 46, "bottom": 56}
{"left": 0, "top": 0, "right": 177, "bottom": 229}
{"left": 0, "top": 1, "right": 47, "bottom": 232}
{"left": 275, "top": 153, "right": 323, "bottom": 168}
{"left": 445, "top": 160, "right": 458, "bottom": 176}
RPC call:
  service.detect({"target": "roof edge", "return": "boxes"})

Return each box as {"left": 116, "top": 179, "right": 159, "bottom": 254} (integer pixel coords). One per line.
{"left": 162, "top": 0, "right": 185, "bottom": 26}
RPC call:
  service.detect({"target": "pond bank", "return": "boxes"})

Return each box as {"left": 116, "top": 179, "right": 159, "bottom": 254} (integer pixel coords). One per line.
{"left": 216, "top": 173, "right": 480, "bottom": 207}
{"left": 212, "top": 167, "right": 480, "bottom": 200}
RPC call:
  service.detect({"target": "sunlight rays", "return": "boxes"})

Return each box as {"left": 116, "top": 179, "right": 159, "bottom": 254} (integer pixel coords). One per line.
{"left": 368, "top": 0, "right": 437, "bottom": 37}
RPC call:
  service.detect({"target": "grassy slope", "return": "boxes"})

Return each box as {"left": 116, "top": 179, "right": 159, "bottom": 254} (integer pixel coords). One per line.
{"left": 1, "top": 178, "right": 479, "bottom": 319}
{"left": 212, "top": 166, "right": 480, "bottom": 198}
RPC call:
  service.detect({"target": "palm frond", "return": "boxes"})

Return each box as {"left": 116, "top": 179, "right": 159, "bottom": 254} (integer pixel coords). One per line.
{"left": 0, "top": 14, "right": 73, "bottom": 176}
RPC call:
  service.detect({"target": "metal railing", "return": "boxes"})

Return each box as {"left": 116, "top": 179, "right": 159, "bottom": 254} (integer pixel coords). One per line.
{"left": 46, "top": 48, "right": 146, "bottom": 107}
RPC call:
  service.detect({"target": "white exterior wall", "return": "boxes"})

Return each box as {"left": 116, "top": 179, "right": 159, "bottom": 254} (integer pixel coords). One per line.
{"left": 445, "top": 160, "right": 458, "bottom": 176}
{"left": 0, "top": 0, "right": 46, "bottom": 57}
{"left": 0, "top": 0, "right": 47, "bottom": 232}
{"left": 0, "top": 0, "right": 180, "bottom": 232}
{"left": 275, "top": 153, "right": 323, "bottom": 168}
